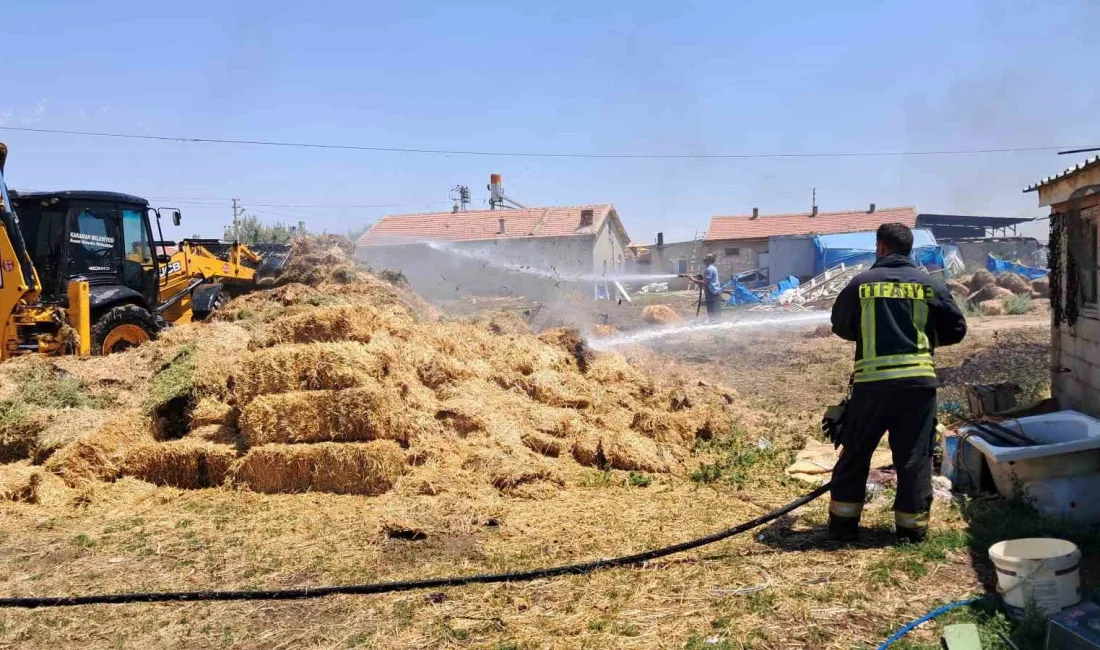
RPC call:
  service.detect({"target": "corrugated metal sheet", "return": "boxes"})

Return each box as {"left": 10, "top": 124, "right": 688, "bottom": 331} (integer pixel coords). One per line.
{"left": 1023, "top": 155, "right": 1100, "bottom": 193}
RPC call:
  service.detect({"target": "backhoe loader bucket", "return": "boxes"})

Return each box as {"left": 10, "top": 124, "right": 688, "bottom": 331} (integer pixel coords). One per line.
{"left": 250, "top": 244, "right": 293, "bottom": 279}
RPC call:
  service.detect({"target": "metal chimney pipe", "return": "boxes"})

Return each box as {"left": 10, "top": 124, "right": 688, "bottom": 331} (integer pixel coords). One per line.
{"left": 752, "top": 207, "right": 759, "bottom": 219}
{"left": 489, "top": 174, "right": 503, "bottom": 209}
{"left": 657, "top": 232, "right": 664, "bottom": 247}
{"left": 811, "top": 205, "right": 819, "bottom": 217}
{"left": 869, "top": 203, "right": 876, "bottom": 214}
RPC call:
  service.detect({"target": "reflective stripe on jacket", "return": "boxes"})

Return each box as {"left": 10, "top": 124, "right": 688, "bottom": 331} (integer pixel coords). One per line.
{"left": 831, "top": 254, "right": 967, "bottom": 389}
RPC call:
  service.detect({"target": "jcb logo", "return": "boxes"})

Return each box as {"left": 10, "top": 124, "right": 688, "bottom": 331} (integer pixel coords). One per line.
{"left": 159, "top": 261, "right": 183, "bottom": 278}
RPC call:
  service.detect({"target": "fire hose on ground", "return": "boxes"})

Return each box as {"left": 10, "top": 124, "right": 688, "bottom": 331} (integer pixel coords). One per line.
{"left": 0, "top": 483, "right": 830, "bottom": 609}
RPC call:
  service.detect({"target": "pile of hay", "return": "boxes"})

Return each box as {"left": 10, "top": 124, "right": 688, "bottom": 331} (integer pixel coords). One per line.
{"left": 972, "top": 284, "right": 1014, "bottom": 304}
{"left": 968, "top": 269, "right": 996, "bottom": 292}
{"left": 945, "top": 280, "right": 970, "bottom": 298}
{"left": 642, "top": 305, "right": 684, "bottom": 325}
{"left": 979, "top": 300, "right": 1005, "bottom": 316}
{"left": 996, "top": 272, "right": 1032, "bottom": 296}
{"left": 0, "top": 234, "right": 737, "bottom": 500}
{"left": 1032, "top": 277, "right": 1050, "bottom": 298}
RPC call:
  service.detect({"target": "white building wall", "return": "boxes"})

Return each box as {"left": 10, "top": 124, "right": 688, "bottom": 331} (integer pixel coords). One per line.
{"left": 592, "top": 218, "right": 629, "bottom": 276}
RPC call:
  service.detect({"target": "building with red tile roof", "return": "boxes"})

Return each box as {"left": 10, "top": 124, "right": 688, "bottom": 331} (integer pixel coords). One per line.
{"left": 355, "top": 205, "right": 632, "bottom": 299}
{"left": 705, "top": 206, "right": 917, "bottom": 242}
{"left": 702, "top": 206, "right": 917, "bottom": 278}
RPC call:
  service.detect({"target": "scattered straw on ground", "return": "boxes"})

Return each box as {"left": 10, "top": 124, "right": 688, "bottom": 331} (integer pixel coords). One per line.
{"left": 641, "top": 304, "right": 683, "bottom": 325}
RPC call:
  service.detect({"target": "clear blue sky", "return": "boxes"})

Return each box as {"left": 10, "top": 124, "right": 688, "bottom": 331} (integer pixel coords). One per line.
{"left": 1, "top": 0, "right": 1096, "bottom": 244}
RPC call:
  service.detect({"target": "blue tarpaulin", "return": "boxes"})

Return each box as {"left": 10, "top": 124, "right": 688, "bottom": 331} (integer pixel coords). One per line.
{"left": 723, "top": 278, "right": 761, "bottom": 305}
{"left": 768, "top": 275, "right": 800, "bottom": 300}
{"left": 986, "top": 254, "right": 1049, "bottom": 279}
{"left": 812, "top": 229, "right": 941, "bottom": 275}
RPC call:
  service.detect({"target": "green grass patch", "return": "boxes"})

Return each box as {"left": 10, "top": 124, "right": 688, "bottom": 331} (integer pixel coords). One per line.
{"left": 1003, "top": 294, "right": 1032, "bottom": 315}
{"left": 690, "top": 430, "right": 784, "bottom": 487}
{"left": 626, "top": 471, "right": 653, "bottom": 488}
{"left": 145, "top": 343, "right": 199, "bottom": 439}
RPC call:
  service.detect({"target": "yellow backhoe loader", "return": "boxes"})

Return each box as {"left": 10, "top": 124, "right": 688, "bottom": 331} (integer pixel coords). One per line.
{"left": 0, "top": 142, "right": 289, "bottom": 358}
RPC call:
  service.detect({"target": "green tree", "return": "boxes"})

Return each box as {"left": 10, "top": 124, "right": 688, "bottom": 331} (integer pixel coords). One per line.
{"left": 224, "top": 213, "right": 294, "bottom": 245}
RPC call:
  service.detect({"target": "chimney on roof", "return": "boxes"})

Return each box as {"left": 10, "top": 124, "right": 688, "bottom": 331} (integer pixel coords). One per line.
{"left": 811, "top": 205, "right": 819, "bottom": 217}
{"left": 868, "top": 203, "right": 876, "bottom": 214}
{"left": 580, "top": 208, "right": 594, "bottom": 227}
{"left": 751, "top": 207, "right": 759, "bottom": 219}
{"left": 657, "top": 232, "right": 664, "bottom": 247}
{"left": 498, "top": 218, "right": 506, "bottom": 235}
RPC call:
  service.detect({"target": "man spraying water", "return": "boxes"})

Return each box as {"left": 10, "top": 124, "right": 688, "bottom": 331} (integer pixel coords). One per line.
{"left": 686, "top": 253, "right": 724, "bottom": 321}
{"left": 824, "top": 223, "right": 967, "bottom": 543}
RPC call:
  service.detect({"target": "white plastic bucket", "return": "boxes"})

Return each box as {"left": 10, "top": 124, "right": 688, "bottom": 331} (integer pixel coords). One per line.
{"left": 988, "top": 538, "right": 1082, "bottom": 618}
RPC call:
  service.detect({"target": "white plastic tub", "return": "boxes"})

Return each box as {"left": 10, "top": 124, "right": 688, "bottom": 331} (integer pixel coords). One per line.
{"left": 963, "top": 411, "right": 1100, "bottom": 498}
{"left": 1024, "top": 474, "right": 1100, "bottom": 525}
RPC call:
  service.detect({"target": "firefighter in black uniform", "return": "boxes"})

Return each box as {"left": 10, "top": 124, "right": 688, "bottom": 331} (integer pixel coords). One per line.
{"left": 828, "top": 223, "right": 967, "bottom": 543}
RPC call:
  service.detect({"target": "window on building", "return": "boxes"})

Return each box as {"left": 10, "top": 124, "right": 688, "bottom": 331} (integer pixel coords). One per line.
{"left": 677, "top": 259, "right": 688, "bottom": 274}
{"left": 1068, "top": 212, "right": 1098, "bottom": 308}
{"left": 724, "top": 247, "right": 740, "bottom": 256}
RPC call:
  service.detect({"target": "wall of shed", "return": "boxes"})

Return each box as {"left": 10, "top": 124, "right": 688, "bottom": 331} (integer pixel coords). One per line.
{"left": 704, "top": 239, "right": 769, "bottom": 280}
{"left": 356, "top": 235, "right": 595, "bottom": 300}
{"left": 767, "top": 236, "right": 816, "bottom": 281}
{"left": 1052, "top": 195, "right": 1100, "bottom": 418}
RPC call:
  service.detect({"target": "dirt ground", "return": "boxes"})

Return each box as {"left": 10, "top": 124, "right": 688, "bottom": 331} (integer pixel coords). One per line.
{"left": 0, "top": 295, "right": 1066, "bottom": 649}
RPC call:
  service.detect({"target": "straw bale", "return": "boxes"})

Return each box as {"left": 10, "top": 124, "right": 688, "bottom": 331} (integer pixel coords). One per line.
{"left": 44, "top": 410, "right": 152, "bottom": 486}
{"left": 233, "top": 441, "right": 405, "bottom": 495}
{"left": 0, "top": 462, "right": 71, "bottom": 505}
{"left": 232, "top": 342, "right": 385, "bottom": 404}
{"left": 602, "top": 433, "right": 671, "bottom": 473}
{"left": 968, "top": 269, "right": 996, "bottom": 292}
{"left": 521, "top": 432, "right": 565, "bottom": 458}
{"left": 1031, "top": 277, "right": 1050, "bottom": 298}
{"left": 1030, "top": 298, "right": 1051, "bottom": 313}
{"left": 537, "top": 328, "right": 593, "bottom": 372}
{"left": 630, "top": 408, "right": 696, "bottom": 446}
{"left": 571, "top": 433, "right": 604, "bottom": 468}
{"left": 238, "top": 385, "right": 419, "bottom": 447}
{"left": 471, "top": 310, "right": 530, "bottom": 336}
{"left": 262, "top": 305, "right": 384, "bottom": 346}
{"left": 33, "top": 408, "right": 113, "bottom": 463}
{"left": 186, "top": 424, "right": 238, "bottom": 445}
{"left": 121, "top": 439, "right": 236, "bottom": 489}
{"left": 997, "top": 272, "right": 1031, "bottom": 295}
{"left": 590, "top": 323, "right": 619, "bottom": 337}
{"left": 642, "top": 305, "right": 683, "bottom": 325}
{"left": 521, "top": 371, "right": 592, "bottom": 409}
{"left": 435, "top": 400, "right": 491, "bottom": 436}
{"left": 415, "top": 352, "right": 477, "bottom": 390}
{"left": 972, "top": 284, "right": 1013, "bottom": 303}
{"left": 978, "top": 300, "right": 1004, "bottom": 316}
{"left": 0, "top": 408, "right": 51, "bottom": 463}
{"left": 190, "top": 398, "right": 235, "bottom": 428}
{"left": 585, "top": 353, "right": 649, "bottom": 393}
{"left": 945, "top": 280, "right": 970, "bottom": 297}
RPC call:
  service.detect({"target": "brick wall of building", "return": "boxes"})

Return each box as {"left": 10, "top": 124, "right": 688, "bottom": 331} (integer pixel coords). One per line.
{"left": 705, "top": 239, "right": 769, "bottom": 280}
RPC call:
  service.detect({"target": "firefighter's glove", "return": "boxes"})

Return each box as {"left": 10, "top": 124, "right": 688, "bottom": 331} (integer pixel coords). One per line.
{"left": 821, "top": 400, "right": 848, "bottom": 449}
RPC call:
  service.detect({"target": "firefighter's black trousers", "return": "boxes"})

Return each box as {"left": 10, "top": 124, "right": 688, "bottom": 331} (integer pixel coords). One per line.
{"left": 828, "top": 386, "right": 936, "bottom": 541}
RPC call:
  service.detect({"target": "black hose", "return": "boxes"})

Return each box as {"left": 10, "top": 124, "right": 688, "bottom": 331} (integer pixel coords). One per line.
{"left": 0, "top": 482, "right": 831, "bottom": 609}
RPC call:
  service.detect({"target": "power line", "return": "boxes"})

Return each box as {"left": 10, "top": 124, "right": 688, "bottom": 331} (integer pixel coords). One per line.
{"left": 0, "top": 125, "right": 1091, "bottom": 160}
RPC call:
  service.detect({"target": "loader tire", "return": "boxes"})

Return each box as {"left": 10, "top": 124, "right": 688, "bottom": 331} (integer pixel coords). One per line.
{"left": 91, "top": 304, "right": 158, "bottom": 355}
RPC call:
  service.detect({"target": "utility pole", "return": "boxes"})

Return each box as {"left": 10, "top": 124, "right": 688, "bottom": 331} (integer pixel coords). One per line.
{"left": 231, "top": 197, "right": 241, "bottom": 241}
{"left": 450, "top": 185, "right": 471, "bottom": 213}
